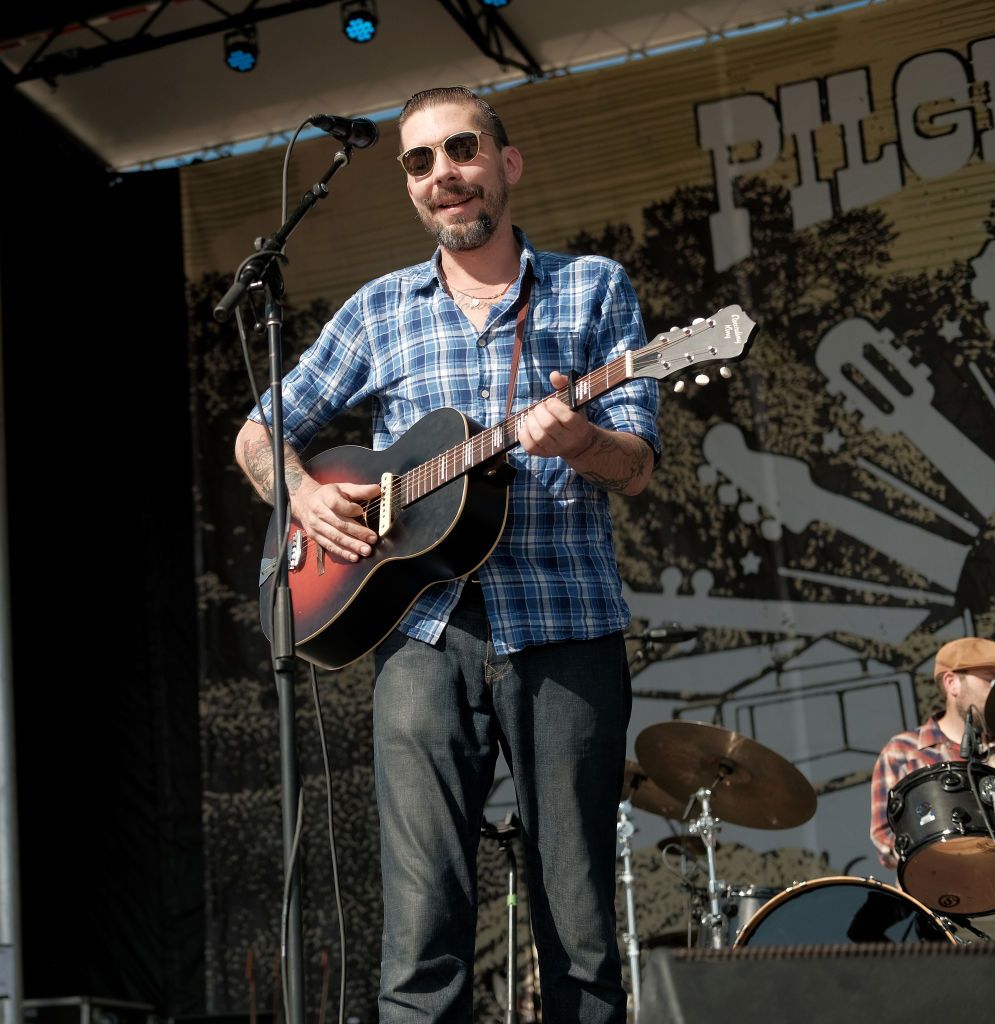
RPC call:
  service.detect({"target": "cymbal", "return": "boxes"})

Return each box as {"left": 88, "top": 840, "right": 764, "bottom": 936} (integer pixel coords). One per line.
{"left": 622, "top": 758, "right": 686, "bottom": 819}
{"left": 634, "top": 721, "right": 817, "bottom": 830}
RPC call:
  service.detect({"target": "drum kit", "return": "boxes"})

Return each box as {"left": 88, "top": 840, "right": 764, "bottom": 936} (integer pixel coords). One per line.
{"left": 619, "top": 720, "right": 820, "bottom": 965}
{"left": 617, "top": 713, "right": 995, "bottom": 1014}
{"left": 886, "top": 684, "right": 995, "bottom": 917}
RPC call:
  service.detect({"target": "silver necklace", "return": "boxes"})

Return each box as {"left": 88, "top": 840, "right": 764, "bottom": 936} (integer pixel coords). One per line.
{"left": 446, "top": 278, "right": 514, "bottom": 309}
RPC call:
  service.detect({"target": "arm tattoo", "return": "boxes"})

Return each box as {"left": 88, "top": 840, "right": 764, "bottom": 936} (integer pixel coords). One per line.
{"left": 243, "top": 435, "right": 276, "bottom": 504}
{"left": 285, "top": 461, "right": 305, "bottom": 495}
{"left": 577, "top": 435, "right": 652, "bottom": 494}
{"left": 242, "top": 436, "right": 304, "bottom": 505}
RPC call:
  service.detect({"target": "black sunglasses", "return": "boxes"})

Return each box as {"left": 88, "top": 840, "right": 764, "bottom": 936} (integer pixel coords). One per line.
{"left": 397, "top": 130, "right": 498, "bottom": 177}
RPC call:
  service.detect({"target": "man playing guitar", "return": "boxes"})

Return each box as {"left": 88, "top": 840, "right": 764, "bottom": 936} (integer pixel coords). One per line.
{"left": 235, "top": 86, "right": 660, "bottom": 1023}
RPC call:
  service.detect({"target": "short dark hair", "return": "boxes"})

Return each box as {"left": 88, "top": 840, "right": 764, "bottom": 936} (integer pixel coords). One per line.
{"left": 398, "top": 86, "right": 510, "bottom": 147}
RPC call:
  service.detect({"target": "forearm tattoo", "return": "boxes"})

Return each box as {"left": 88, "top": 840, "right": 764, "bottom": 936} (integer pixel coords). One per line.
{"left": 577, "top": 434, "right": 652, "bottom": 493}
{"left": 242, "top": 436, "right": 303, "bottom": 505}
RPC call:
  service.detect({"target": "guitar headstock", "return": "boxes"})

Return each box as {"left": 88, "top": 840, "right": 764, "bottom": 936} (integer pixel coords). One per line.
{"left": 634, "top": 305, "right": 758, "bottom": 390}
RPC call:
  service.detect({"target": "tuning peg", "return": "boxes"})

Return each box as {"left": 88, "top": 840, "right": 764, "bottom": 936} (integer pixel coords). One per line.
{"left": 694, "top": 373, "right": 710, "bottom": 386}
{"left": 691, "top": 317, "right": 704, "bottom": 325}
{"left": 719, "top": 366, "right": 732, "bottom": 379}
{"left": 674, "top": 380, "right": 686, "bottom": 393}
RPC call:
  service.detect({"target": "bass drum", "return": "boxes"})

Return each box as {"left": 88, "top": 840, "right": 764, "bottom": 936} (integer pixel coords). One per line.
{"left": 733, "top": 876, "right": 956, "bottom": 948}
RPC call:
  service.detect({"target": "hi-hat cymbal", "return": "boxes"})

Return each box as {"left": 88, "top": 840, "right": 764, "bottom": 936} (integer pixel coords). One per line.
{"left": 622, "top": 758, "right": 686, "bottom": 819}
{"left": 634, "top": 721, "right": 817, "bottom": 830}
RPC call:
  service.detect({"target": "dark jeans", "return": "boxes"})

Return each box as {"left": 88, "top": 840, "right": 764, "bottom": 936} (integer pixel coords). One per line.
{"left": 373, "top": 584, "right": 631, "bottom": 1024}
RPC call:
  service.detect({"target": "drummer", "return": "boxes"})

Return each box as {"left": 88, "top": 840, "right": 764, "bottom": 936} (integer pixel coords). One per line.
{"left": 869, "top": 636, "right": 995, "bottom": 869}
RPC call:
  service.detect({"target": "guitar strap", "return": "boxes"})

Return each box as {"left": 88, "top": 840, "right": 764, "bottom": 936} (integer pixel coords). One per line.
{"left": 481, "top": 264, "right": 532, "bottom": 487}
{"left": 505, "top": 262, "right": 533, "bottom": 420}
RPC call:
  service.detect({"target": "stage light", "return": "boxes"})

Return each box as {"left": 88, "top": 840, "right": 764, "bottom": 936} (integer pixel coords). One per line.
{"left": 479, "top": 0, "right": 512, "bottom": 7}
{"left": 340, "top": 1, "right": 378, "bottom": 43}
{"left": 224, "top": 24, "right": 258, "bottom": 72}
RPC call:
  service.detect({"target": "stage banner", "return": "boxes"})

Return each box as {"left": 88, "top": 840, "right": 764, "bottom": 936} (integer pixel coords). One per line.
{"left": 181, "top": 0, "right": 995, "bottom": 1017}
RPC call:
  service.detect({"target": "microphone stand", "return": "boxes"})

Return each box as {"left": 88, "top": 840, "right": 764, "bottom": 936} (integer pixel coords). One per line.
{"left": 961, "top": 705, "right": 995, "bottom": 845}
{"left": 214, "top": 145, "right": 355, "bottom": 1024}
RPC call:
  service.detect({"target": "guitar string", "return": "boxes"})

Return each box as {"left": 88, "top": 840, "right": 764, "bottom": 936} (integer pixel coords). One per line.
{"left": 395, "top": 364, "right": 614, "bottom": 502}
{"left": 359, "top": 336, "right": 693, "bottom": 525}
{"left": 361, "top": 359, "right": 626, "bottom": 524}
{"left": 359, "top": 377, "right": 589, "bottom": 526}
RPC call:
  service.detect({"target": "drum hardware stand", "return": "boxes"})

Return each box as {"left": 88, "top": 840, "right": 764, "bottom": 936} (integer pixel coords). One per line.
{"left": 963, "top": 704, "right": 995, "bottom": 845}
{"left": 482, "top": 814, "right": 523, "bottom": 1024}
{"left": 616, "top": 800, "right": 642, "bottom": 1022}
{"left": 937, "top": 914, "right": 992, "bottom": 943}
{"left": 685, "top": 764, "right": 732, "bottom": 949}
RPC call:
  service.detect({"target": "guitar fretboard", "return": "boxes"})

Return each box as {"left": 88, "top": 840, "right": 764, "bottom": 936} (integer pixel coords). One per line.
{"left": 400, "top": 353, "right": 633, "bottom": 505}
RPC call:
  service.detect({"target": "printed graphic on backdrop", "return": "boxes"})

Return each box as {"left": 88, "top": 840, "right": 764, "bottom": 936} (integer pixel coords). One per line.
{"left": 573, "top": 179, "right": 993, "bottom": 852}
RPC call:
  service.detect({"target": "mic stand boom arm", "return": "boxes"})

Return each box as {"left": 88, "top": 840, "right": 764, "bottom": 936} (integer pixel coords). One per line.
{"left": 214, "top": 145, "right": 354, "bottom": 1024}
{"left": 214, "top": 149, "right": 352, "bottom": 324}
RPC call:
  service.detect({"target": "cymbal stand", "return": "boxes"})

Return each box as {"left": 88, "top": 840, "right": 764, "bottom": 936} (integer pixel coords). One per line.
{"left": 685, "top": 765, "right": 731, "bottom": 949}
{"left": 616, "top": 800, "right": 641, "bottom": 1020}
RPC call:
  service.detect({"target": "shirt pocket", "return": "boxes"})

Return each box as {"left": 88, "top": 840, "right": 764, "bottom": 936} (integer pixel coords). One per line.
{"left": 520, "top": 327, "right": 587, "bottom": 407}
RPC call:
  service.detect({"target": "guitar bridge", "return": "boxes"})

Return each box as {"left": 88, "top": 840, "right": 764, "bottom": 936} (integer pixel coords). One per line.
{"left": 288, "top": 529, "right": 306, "bottom": 571}
{"left": 379, "top": 473, "right": 397, "bottom": 535}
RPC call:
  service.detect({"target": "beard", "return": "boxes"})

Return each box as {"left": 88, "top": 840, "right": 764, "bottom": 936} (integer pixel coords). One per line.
{"left": 417, "top": 175, "right": 509, "bottom": 251}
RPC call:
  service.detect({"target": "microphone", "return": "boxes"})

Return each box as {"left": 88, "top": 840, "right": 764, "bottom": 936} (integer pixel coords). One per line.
{"left": 625, "top": 624, "right": 700, "bottom": 644}
{"left": 308, "top": 113, "right": 379, "bottom": 149}
{"left": 960, "top": 705, "right": 980, "bottom": 759}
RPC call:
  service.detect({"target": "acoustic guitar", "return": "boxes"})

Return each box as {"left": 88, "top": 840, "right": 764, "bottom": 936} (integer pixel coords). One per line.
{"left": 258, "top": 305, "right": 757, "bottom": 670}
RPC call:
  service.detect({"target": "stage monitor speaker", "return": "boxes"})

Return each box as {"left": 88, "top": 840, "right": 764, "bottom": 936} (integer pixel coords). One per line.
{"left": 169, "top": 1016, "right": 276, "bottom": 1024}
{"left": 23, "top": 997, "right": 156, "bottom": 1024}
{"left": 638, "top": 942, "right": 995, "bottom": 1022}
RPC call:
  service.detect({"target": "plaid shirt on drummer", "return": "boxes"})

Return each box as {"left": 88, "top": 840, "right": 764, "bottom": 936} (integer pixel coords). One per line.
{"left": 252, "top": 228, "right": 661, "bottom": 655}
{"left": 869, "top": 715, "right": 991, "bottom": 869}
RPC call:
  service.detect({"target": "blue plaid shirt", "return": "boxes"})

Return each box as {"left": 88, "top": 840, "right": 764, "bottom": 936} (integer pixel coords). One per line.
{"left": 253, "top": 228, "right": 660, "bottom": 654}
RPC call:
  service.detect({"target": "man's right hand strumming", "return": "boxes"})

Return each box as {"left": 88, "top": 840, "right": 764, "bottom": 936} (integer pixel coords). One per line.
{"left": 235, "top": 418, "right": 379, "bottom": 564}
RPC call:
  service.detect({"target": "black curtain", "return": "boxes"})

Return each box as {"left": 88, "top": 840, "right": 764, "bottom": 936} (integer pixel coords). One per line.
{"left": 0, "top": 84, "right": 205, "bottom": 1015}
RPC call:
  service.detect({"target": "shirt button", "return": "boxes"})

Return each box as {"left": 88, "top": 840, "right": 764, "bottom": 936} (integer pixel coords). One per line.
{"left": 480, "top": 387, "right": 490, "bottom": 399}
{"left": 478, "top": 337, "right": 487, "bottom": 347}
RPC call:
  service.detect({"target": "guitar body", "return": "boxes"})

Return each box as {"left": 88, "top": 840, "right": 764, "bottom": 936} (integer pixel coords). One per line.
{"left": 259, "top": 406, "right": 511, "bottom": 670}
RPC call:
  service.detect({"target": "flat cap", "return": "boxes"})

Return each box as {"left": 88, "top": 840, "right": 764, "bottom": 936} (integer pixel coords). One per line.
{"left": 933, "top": 636, "right": 995, "bottom": 679}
